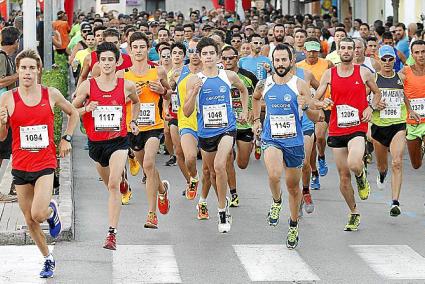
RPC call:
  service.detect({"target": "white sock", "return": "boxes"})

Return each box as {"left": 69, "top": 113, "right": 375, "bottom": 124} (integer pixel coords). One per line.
{"left": 198, "top": 197, "right": 206, "bottom": 204}
{"left": 44, "top": 253, "right": 54, "bottom": 262}
{"left": 218, "top": 207, "right": 226, "bottom": 212}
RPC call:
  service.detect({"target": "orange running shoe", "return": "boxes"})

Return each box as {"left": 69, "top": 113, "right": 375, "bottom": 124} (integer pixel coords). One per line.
{"left": 144, "top": 212, "right": 158, "bottom": 229}
{"left": 158, "top": 180, "right": 170, "bottom": 215}
{"left": 254, "top": 144, "right": 261, "bottom": 160}
{"left": 186, "top": 176, "right": 199, "bottom": 200}
{"left": 197, "top": 202, "right": 209, "bottom": 220}
{"left": 103, "top": 233, "right": 116, "bottom": 250}
{"left": 120, "top": 177, "right": 129, "bottom": 194}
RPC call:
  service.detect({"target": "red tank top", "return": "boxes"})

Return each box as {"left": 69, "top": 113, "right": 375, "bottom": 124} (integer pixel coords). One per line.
{"left": 82, "top": 78, "right": 128, "bottom": 142}
{"left": 10, "top": 86, "right": 57, "bottom": 172}
{"left": 329, "top": 65, "right": 368, "bottom": 136}
{"left": 89, "top": 52, "right": 133, "bottom": 73}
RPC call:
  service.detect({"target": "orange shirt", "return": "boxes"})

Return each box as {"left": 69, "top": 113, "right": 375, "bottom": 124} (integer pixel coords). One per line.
{"left": 404, "top": 66, "right": 425, "bottom": 124}
{"left": 124, "top": 69, "right": 164, "bottom": 131}
{"left": 53, "top": 20, "right": 70, "bottom": 50}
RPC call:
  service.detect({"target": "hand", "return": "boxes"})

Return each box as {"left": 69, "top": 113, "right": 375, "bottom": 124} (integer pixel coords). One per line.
{"left": 315, "top": 98, "right": 333, "bottom": 109}
{"left": 247, "top": 111, "right": 254, "bottom": 124}
{"left": 59, "top": 140, "right": 72, "bottom": 158}
{"left": 130, "top": 121, "right": 139, "bottom": 135}
{"left": 263, "top": 62, "right": 271, "bottom": 73}
{"left": 192, "top": 78, "right": 203, "bottom": 94}
{"left": 297, "top": 95, "right": 306, "bottom": 109}
{"left": 253, "top": 120, "right": 262, "bottom": 138}
{"left": 318, "top": 109, "right": 325, "bottom": 122}
{"left": 85, "top": 101, "right": 99, "bottom": 112}
{"left": 409, "top": 110, "right": 421, "bottom": 123}
{"left": 362, "top": 106, "right": 373, "bottom": 122}
{"left": 164, "top": 111, "right": 173, "bottom": 121}
{"left": 0, "top": 106, "right": 7, "bottom": 125}
{"left": 148, "top": 81, "right": 165, "bottom": 94}
{"left": 238, "top": 111, "right": 248, "bottom": 124}
{"left": 376, "top": 99, "right": 386, "bottom": 110}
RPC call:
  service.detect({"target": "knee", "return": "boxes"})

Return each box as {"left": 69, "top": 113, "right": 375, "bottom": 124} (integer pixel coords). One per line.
{"left": 339, "top": 172, "right": 351, "bottom": 188}
{"left": 214, "top": 161, "right": 226, "bottom": 175}
{"left": 236, "top": 157, "right": 249, "bottom": 169}
{"left": 268, "top": 171, "right": 281, "bottom": 184}
{"left": 286, "top": 185, "right": 300, "bottom": 196}
{"left": 31, "top": 211, "right": 46, "bottom": 223}
{"left": 347, "top": 158, "right": 363, "bottom": 173}
{"left": 108, "top": 176, "right": 121, "bottom": 191}
{"left": 143, "top": 160, "right": 155, "bottom": 174}
{"left": 392, "top": 158, "right": 402, "bottom": 171}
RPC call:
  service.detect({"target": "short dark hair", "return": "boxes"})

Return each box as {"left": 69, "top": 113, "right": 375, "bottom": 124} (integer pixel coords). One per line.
{"left": 155, "top": 41, "right": 170, "bottom": 53}
{"left": 129, "top": 31, "right": 149, "bottom": 47}
{"left": 395, "top": 23, "right": 406, "bottom": 30}
{"left": 93, "top": 18, "right": 103, "bottom": 25}
{"left": 305, "top": 37, "right": 320, "bottom": 44}
{"left": 103, "top": 28, "right": 120, "bottom": 39}
{"left": 96, "top": 42, "right": 119, "bottom": 62}
{"left": 93, "top": 25, "right": 107, "bottom": 35}
{"left": 375, "top": 25, "right": 385, "bottom": 36}
{"left": 1, "top": 26, "right": 20, "bottom": 46}
{"left": 366, "top": 36, "right": 378, "bottom": 43}
{"left": 174, "top": 25, "right": 184, "bottom": 32}
{"left": 411, "top": 39, "right": 425, "bottom": 52}
{"left": 360, "top": 23, "right": 370, "bottom": 30}
{"left": 183, "top": 23, "right": 195, "bottom": 31}
{"left": 339, "top": 37, "right": 355, "bottom": 48}
{"left": 248, "top": 33, "right": 262, "bottom": 42}
{"left": 222, "top": 45, "right": 238, "bottom": 56}
{"left": 273, "top": 23, "right": 285, "bottom": 31}
{"left": 158, "top": 28, "right": 170, "bottom": 36}
{"left": 231, "top": 33, "right": 242, "bottom": 40}
{"left": 272, "top": 43, "right": 293, "bottom": 62}
{"left": 170, "top": 42, "right": 187, "bottom": 56}
{"left": 382, "top": 31, "right": 393, "bottom": 40}
{"left": 196, "top": 37, "right": 218, "bottom": 54}
{"left": 335, "top": 28, "right": 347, "bottom": 36}
{"left": 295, "top": 29, "right": 307, "bottom": 37}
{"left": 124, "top": 26, "right": 136, "bottom": 37}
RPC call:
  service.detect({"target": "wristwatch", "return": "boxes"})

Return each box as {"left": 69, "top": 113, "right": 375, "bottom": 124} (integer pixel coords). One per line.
{"left": 62, "top": 134, "right": 72, "bottom": 142}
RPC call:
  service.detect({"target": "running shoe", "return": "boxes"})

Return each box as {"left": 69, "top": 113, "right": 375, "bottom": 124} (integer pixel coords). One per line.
{"left": 128, "top": 156, "right": 140, "bottom": 176}
{"left": 119, "top": 178, "right": 129, "bottom": 194}
{"left": 390, "top": 204, "right": 401, "bottom": 217}
{"left": 318, "top": 158, "right": 328, "bottom": 176}
{"left": 254, "top": 144, "right": 261, "bottom": 160}
{"left": 310, "top": 175, "right": 320, "bottom": 190}
{"left": 144, "top": 212, "right": 158, "bottom": 229}
{"left": 286, "top": 224, "right": 299, "bottom": 249}
{"left": 303, "top": 193, "right": 314, "bottom": 214}
{"left": 0, "top": 192, "right": 17, "bottom": 202}
{"left": 229, "top": 193, "right": 239, "bottom": 207}
{"left": 218, "top": 199, "right": 232, "bottom": 233}
{"left": 165, "top": 155, "right": 177, "bottom": 166}
{"left": 344, "top": 213, "right": 361, "bottom": 231}
{"left": 186, "top": 176, "right": 199, "bottom": 200}
{"left": 376, "top": 174, "right": 386, "bottom": 190}
{"left": 356, "top": 168, "right": 370, "bottom": 200}
{"left": 142, "top": 174, "right": 147, "bottom": 184}
{"left": 47, "top": 200, "right": 62, "bottom": 238}
{"left": 103, "top": 233, "right": 117, "bottom": 250}
{"left": 267, "top": 201, "right": 282, "bottom": 226}
{"left": 158, "top": 180, "right": 170, "bottom": 215}
{"left": 197, "top": 202, "right": 209, "bottom": 220}
{"left": 121, "top": 188, "right": 132, "bottom": 205}
{"left": 39, "top": 259, "right": 55, "bottom": 278}
{"left": 365, "top": 153, "right": 372, "bottom": 164}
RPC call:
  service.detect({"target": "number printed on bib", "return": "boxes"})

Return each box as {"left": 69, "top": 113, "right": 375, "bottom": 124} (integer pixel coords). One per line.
{"left": 138, "top": 103, "right": 156, "bottom": 126}
{"left": 171, "top": 93, "right": 179, "bottom": 113}
{"left": 203, "top": 104, "right": 228, "bottom": 128}
{"left": 270, "top": 114, "right": 297, "bottom": 138}
{"left": 410, "top": 98, "right": 425, "bottom": 117}
{"left": 92, "top": 106, "right": 122, "bottom": 131}
{"left": 380, "top": 89, "right": 402, "bottom": 119}
{"left": 20, "top": 125, "right": 49, "bottom": 150}
{"left": 336, "top": 105, "right": 360, "bottom": 128}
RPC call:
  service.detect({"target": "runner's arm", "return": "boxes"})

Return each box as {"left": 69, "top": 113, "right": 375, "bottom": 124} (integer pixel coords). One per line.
{"left": 297, "top": 78, "right": 320, "bottom": 122}
{"left": 157, "top": 66, "right": 172, "bottom": 100}
{"left": 72, "top": 80, "right": 92, "bottom": 116}
{"left": 125, "top": 80, "right": 140, "bottom": 123}
{"left": 183, "top": 75, "right": 202, "bottom": 117}
{"left": 363, "top": 67, "right": 384, "bottom": 110}
{"left": 313, "top": 69, "right": 331, "bottom": 100}
{"left": 76, "top": 54, "right": 91, "bottom": 88}
{"left": 0, "top": 92, "right": 11, "bottom": 141}
{"left": 252, "top": 80, "right": 265, "bottom": 135}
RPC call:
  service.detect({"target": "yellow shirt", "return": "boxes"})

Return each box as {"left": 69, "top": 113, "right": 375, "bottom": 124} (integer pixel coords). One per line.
{"left": 75, "top": 48, "right": 90, "bottom": 67}
{"left": 124, "top": 69, "right": 164, "bottom": 132}
{"left": 325, "top": 50, "right": 341, "bottom": 65}
{"left": 177, "top": 67, "right": 197, "bottom": 131}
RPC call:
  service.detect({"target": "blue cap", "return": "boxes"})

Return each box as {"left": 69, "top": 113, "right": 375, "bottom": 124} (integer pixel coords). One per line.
{"left": 378, "top": 45, "right": 396, "bottom": 58}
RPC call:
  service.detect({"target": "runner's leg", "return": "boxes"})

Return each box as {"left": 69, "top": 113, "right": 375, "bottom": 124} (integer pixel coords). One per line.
{"left": 407, "top": 138, "right": 423, "bottom": 169}
{"left": 107, "top": 150, "right": 127, "bottom": 228}
{"left": 389, "top": 130, "right": 406, "bottom": 201}
{"left": 333, "top": 148, "right": 357, "bottom": 213}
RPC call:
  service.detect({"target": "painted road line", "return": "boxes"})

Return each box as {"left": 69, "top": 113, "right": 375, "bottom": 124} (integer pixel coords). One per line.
{"left": 351, "top": 245, "right": 425, "bottom": 280}
{"left": 0, "top": 245, "right": 54, "bottom": 283}
{"left": 233, "top": 244, "right": 320, "bottom": 282}
{"left": 113, "top": 245, "right": 182, "bottom": 283}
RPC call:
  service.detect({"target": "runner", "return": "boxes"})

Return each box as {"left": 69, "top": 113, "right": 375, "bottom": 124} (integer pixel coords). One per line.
{"left": 221, "top": 45, "right": 258, "bottom": 207}
{"left": 252, "top": 43, "right": 320, "bottom": 249}
{"left": 184, "top": 37, "right": 249, "bottom": 232}
{"left": 317, "top": 37, "right": 385, "bottom": 231}
{"left": 399, "top": 40, "right": 425, "bottom": 170}
{"left": 124, "top": 32, "right": 171, "bottom": 229}
{"left": 73, "top": 42, "right": 141, "bottom": 249}
{"left": 0, "top": 49, "right": 79, "bottom": 277}
{"left": 371, "top": 45, "right": 411, "bottom": 217}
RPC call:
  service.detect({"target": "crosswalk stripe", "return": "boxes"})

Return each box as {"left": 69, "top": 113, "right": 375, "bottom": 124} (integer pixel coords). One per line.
{"left": 233, "top": 244, "right": 320, "bottom": 282}
{"left": 0, "top": 245, "right": 54, "bottom": 283}
{"left": 351, "top": 245, "right": 425, "bottom": 279}
{"left": 113, "top": 245, "right": 182, "bottom": 283}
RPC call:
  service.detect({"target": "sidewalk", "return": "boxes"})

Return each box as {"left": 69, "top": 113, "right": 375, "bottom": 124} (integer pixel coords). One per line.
{"left": 0, "top": 120, "right": 74, "bottom": 245}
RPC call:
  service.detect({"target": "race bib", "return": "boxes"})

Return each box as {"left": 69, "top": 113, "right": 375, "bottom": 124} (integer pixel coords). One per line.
{"left": 171, "top": 93, "right": 179, "bottom": 113}
{"left": 20, "top": 125, "right": 49, "bottom": 150}
{"left": 92, "top": 106, "right": 122, "bottom": 131}
{"left": 203, "top": 104, "right": 228, "bottom": 128}
{"left": 380, "top": 89, "right": 402, "bottom": 119}
{"left": 270, "top": 114, "right": 297, "bottom": 138}
{"left": 410, "top": 98, "right": 425, "bottom": 117}
{"left": 336, "top": 105, "right": 360, "bottom": 128}
{"left": 137, "top": 103, "right": 156, "bottom": 126}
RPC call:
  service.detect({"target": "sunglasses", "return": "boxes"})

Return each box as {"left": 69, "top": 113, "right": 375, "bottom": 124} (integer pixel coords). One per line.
{"left": 252, "top": 41, "right": 262, "bottom": 45}
{"left": 380, "top": 57, "right": 395, "bottom": 63}
{"left": 188, "top": 48, "right": 196, "bottom": 54}
{"left": 161, "top": 55, "right": 171, "bottom": 58}
{"left": 391, "top": 31, "right": 396, "bottom": 34}
{"left": 222, "top": 55, "right": 237, "bottom": 61}
{"left": 231, "top": 39, "right": 241, "bottom": 43}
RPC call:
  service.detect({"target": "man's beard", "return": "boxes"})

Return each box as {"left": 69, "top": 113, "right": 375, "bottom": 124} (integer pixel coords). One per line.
{"left": 275, "top": 36, "right": 284, "bottom": 42}
{"left": 275, "top": 65, "right": 292, "bottom": 77}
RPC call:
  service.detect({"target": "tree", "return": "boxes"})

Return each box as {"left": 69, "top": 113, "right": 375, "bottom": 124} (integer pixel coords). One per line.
{"left": 392, "top": 0, "right": 399, "bottom": 23}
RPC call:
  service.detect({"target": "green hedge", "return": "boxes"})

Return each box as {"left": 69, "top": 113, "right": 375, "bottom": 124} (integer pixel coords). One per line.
{"left": 41, "top": 52, "right": 69, "bottom": 148}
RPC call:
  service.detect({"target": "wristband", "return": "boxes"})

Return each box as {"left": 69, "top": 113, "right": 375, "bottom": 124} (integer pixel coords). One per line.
{"left": 369, "top": 104, "right": 375, "bottom": 111}
{"left": 130, "top": 120, "right": 138, "bottom": 125}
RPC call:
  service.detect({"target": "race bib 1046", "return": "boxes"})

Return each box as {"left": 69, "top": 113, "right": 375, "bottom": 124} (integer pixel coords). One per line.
{"left": 92, "top": 106, "right": 122, "bottom": 131}
{"left": 20, "top": 125, "right": 49, "bottom": 150}
{"left": 336, "top": 105, "right": 360, "bottom": 128}
{"left": 203, "top": 104, "right": 228, "bottom": 128}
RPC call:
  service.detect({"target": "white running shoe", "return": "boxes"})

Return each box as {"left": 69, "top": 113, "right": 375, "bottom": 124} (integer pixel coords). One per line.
{"left": 376, "top": 174, "right": 386, "bottom": 190}
{"left": 218, "top": 197, "right": 232, "bottom": 233}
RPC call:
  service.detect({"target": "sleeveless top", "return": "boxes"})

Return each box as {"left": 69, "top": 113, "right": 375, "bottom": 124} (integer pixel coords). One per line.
{"left": 403, "top": 66, "right": 425, "bottom": 125}
{"left": 82, "top": 78, "right": 127, "bottom": 141}
{"left": 177, "top": 65, "right": 198, "bottom": 131}
{"left": 10, "top": 86, "right": 57, "bottom": 171}
{"left": 329, "top": 65, "right": 368, "bottom": 136}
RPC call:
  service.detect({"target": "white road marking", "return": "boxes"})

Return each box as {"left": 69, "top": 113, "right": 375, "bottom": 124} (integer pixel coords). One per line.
{"left": 233, "top": 244, "right": 320, "bottom": 282}
{"left": 0, "top": 245, "right": 54, "bottom": 283}
{"left": 351, "top": 245, "right": 425, "bottom": 279}
{"left": 113, "top": 245, "right": 182, "bottom": 283}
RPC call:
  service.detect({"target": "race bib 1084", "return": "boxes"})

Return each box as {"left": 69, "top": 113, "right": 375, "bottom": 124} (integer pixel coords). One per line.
{"left": 20, "top": 125, "right": 49, "bottom": 150}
